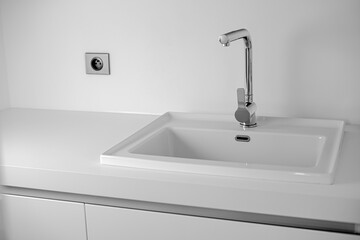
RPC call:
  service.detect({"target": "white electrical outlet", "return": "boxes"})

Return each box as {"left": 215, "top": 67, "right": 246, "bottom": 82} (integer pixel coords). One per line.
{"left": 85, "top": 53, "right": 110, "bottom": 75}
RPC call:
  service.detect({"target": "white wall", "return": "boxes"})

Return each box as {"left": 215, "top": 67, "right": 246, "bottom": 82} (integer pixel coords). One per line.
{"left": 0, "top": 0, "right": 359, "bottom": 124}
{"left": 0, "top": 8, "right": 9, "bottom": 110}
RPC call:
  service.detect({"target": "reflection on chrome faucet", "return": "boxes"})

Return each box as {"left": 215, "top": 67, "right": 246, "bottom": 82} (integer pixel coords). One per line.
{"left": 219, "top": 29, "right": 257, "bottom": 127}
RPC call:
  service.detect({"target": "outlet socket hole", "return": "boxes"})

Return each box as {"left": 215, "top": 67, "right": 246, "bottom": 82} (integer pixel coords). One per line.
{"left": 91, "top": 57, "right": 103, "bottom": 71}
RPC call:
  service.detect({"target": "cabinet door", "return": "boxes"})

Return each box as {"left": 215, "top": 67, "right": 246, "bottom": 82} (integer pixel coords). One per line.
{"left": 3, "top": 194, "right": 87, "bottom": 240}
{"left": 86, "top": 204, "right": 359, "bottom": 240}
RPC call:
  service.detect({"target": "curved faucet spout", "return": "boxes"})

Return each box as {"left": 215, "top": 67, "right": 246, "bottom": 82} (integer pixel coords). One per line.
{"left": 219, "top": 28, "right": 256, "bottom": 127}
{"left": 219, "top": 29, "right": 253, "bottom": 103}
{"left": 219, "top": 29, "right": 252, "bottom": 48}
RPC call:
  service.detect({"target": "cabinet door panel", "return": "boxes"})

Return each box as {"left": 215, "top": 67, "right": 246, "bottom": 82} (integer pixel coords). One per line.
{"left": 86, "top": 204, "right": 359, "bottom": 240}
{"left": 3, "top": 194, "right": 87, "bottom": 240}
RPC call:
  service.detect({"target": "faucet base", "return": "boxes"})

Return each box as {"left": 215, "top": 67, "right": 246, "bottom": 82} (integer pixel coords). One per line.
{"left": 239, "top": 122, "right": 257, "bottom": 128}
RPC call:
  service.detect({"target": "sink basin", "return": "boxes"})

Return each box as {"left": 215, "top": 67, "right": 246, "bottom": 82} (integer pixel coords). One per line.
{"left": 101, "top": 112, "right": 344, "bottom": 184}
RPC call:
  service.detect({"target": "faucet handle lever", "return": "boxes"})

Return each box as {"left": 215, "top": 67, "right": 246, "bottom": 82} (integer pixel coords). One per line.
{"left": 235, "top": 88, "right": 257, "bottom": 127}
{"left": 237, "top": 88, "right": 246, "bottom": 108}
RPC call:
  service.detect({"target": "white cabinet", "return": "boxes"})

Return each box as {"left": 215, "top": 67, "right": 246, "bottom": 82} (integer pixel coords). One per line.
{"left": 2, "top": 194, "right": 358, "bottom": 240}
{"left": 2, "top": 194, "right": 87, "bottom": 240}
{"left": 85, "top": 204, "right": 359, "bottom": 240}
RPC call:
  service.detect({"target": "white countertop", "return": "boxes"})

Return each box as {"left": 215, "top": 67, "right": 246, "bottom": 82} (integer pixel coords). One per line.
{"left": 1, "top": 108, "right": 359, "bottom": 224}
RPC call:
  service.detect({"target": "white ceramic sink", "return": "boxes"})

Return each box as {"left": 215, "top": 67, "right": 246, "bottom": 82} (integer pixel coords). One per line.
{"left": 101, "top": 112, "right": 344, "bottom": 184}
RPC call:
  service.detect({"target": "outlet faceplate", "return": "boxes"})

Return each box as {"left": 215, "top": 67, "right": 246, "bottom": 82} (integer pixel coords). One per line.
{"left": 85, "top": 53, "right": 110, "bottom": 75}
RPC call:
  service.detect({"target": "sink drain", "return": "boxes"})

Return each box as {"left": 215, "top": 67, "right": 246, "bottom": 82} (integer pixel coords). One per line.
{"left": 235, "top": 135, "right": 251, "bottom": 142}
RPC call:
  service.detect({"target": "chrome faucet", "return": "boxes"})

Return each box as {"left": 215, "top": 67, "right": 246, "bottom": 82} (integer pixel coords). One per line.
{"left": 219, "top": 29, "right": 257, "bottom": 127}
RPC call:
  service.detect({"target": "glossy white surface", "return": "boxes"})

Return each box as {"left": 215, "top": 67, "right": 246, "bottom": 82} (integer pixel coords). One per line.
{"left": 1, "top": 109, "right": 359, "bottom": 224}
{"left": 101, "top": 112, "right": 344, "bottom": 184}
{"left": 132, "top": 128, "right": 322, "bottom": 167}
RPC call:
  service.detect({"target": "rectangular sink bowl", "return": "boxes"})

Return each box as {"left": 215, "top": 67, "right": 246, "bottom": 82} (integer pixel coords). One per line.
{"left": 101, "top": 112, "right": 344, "bottom": 184}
